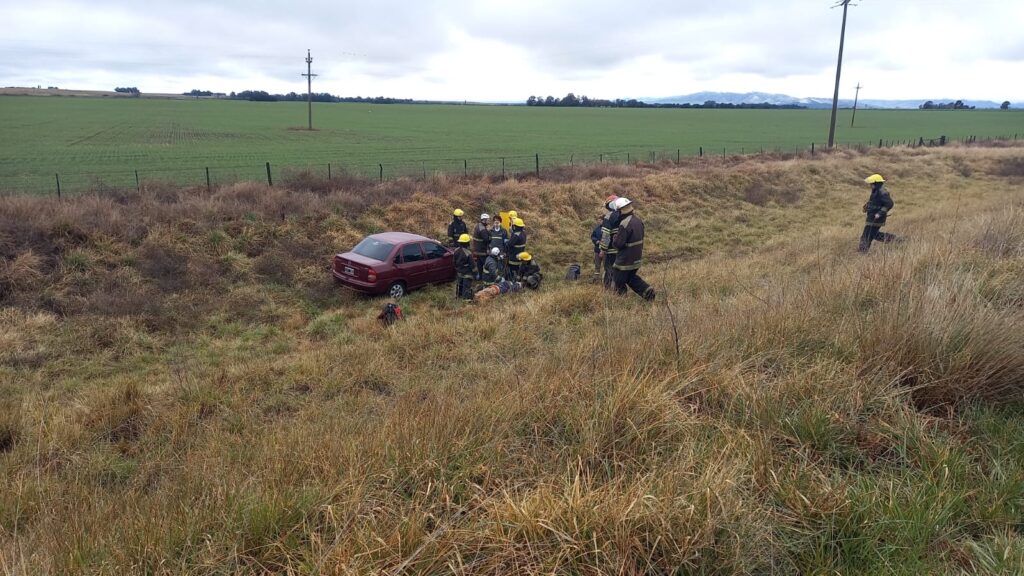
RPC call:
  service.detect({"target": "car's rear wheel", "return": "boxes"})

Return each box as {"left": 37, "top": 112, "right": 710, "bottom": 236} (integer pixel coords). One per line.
{"left": 388, "top": 281, "right": 406, "bottom": 299}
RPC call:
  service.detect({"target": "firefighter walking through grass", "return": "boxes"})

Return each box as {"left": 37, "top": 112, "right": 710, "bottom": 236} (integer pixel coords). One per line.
{"left": 611, "top": 197, "right": 655, "bottom": 301}
{"left": 454, "top": 234, "right": 475, "bottom": 300}
{"left": 859, "top": 174, "right": 895, "bottom": 253}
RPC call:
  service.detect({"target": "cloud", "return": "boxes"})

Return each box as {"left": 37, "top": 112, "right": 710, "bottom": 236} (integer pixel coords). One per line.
{"left": 0, "top": 0, "right": 1021, "bottom": 100}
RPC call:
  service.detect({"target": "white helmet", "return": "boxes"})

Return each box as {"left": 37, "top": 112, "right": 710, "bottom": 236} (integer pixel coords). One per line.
{"left": 480, "top": 213, "right": 490, "bottom": 220}
{"left": 490, "top": 247, "right": 501, "bottom": 257}
{"left": 612, "top": 197, "right": 632, "bottom": 210}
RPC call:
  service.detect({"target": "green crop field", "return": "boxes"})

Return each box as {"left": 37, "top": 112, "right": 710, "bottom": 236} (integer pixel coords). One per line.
{"left": 0, "top": 95, "right": 1021, "bottom": 195}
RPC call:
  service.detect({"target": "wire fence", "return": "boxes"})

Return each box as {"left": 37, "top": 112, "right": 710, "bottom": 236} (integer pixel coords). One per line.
{"left": 0, "top": 133, "right": 1018, "bottom": 199}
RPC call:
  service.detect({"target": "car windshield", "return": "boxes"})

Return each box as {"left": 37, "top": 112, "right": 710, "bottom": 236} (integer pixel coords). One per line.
{"left": 352, "top": 238, "right": 395, "bottom": 262}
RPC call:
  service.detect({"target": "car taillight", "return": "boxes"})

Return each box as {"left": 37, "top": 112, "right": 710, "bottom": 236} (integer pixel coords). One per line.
{"left": 367, "top": 269, "right": 377, "bottom": 282}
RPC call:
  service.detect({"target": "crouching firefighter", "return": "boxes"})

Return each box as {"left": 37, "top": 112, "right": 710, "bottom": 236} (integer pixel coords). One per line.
{"left": 482, "top": 247, "right": 504, "bottom": 284}
{"left": 454, "top": 233, "right": 475, "bottom": 300}
{"left": 610, "top": 197, "right": 655, "bottom": 301}
{"left": 517, "top": 252, "right": 543, "bottom": 290}
{"left": 859, "top": 174, "right": 895, "bottom": 253}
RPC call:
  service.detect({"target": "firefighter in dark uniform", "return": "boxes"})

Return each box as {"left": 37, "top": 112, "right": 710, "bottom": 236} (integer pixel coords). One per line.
{"left": 482, "top": 247, "right": 504, "bottom": 284}
{"left": 506, "top": 217, "right": 527, "bottom": 281}
{"left": 599, "top": 195, "right": 620, "bottom": 289}
{"left": 447, "top": 209, "right": 468, "bottom": 247}
{"left": 517, "top": 252, "right": 543, "bottom": 290}
{"left": 471, "top": 213, "right": 491, "bottom": 279}
{"left": 611, "top": 197, "right": 655, "bottom": 301}
{"left": 488, "top": 217, "right": 508, "bottom": 255}
{"left": 859, "top": 174, "right": 895, "bottom": 252}
{"left": 453, "top": 233, "right": 475, "bottom": 300}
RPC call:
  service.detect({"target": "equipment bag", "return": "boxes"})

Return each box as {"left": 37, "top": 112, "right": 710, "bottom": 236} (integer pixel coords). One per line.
{"left": 377, "top": 302, "right": 403, "bottom": 327}
{"left": 565, "top": 263, "right": 581, "bottom": 281}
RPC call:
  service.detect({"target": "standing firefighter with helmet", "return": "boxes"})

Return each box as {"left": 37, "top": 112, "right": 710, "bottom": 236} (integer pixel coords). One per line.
{"left": 506, "top": 218, "right": 528, "bottom": 280}
{"left": 453, "top": 234, "right": 475, "bottom": 300}
{"left": 599, "top": 195, "right": 620, "bottom": 289}
{"left": 472, "top": 213, "right": 492, "bottom": 279}
{"left": 611, "top": 197, "right": 655, "bottom": 301}
{"left": 859, "top": 174, "right": 895, "bottom": 252}
{"left": 447, "top": 209, "right": 468, "bottom": 247}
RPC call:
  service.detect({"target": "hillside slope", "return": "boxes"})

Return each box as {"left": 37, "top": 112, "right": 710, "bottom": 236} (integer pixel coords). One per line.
{"left": 1, "top": 145, "right": 1023, "bottom": 574}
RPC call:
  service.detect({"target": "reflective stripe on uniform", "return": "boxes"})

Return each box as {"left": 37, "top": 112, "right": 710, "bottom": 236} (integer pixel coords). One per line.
{"left": 613, "top": 261, "right": 642, "bottom": 271}
{"left": 625, "top": 240, "right": 644, "bottom": 247}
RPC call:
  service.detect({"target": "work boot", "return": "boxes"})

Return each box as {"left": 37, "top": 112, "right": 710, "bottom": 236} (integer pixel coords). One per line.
{"left": 643, "top": 287, "right": 656, "bottom": 302}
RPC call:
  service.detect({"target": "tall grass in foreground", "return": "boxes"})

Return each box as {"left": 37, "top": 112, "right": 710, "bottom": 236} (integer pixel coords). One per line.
{"left": 1, "top": 147, "right": 1023, "bottom": 574}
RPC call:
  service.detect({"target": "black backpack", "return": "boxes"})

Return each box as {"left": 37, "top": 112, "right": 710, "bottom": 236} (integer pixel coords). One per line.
{"left": 565, "top": 264, "right": 581, "bottom": 281}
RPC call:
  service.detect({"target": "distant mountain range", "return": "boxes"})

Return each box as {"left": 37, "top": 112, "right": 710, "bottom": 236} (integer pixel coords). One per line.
{"left": 643, "top": 91, "right": 1020, "bottom": 110}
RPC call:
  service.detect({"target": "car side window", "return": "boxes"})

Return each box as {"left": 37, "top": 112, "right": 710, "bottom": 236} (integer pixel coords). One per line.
{"left": 422, "top": 242, "right": 446, "bottom": 260}
{"left": 401, "top": 243, "right": 424, "bottom": 263}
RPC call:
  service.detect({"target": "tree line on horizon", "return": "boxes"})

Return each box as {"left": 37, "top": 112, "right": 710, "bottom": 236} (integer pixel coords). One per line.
{"left": 526, "top": 93, "right": 805, "bottom": 109}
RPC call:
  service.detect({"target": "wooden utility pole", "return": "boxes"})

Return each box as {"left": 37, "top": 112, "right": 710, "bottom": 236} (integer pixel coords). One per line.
{"left": 851, "top": 82, "right": 862, "bottom": 127}
{"left": 827, "top": 0, "right": 854, "bottom": 148}
{"left": 302, "top": 49, "right": 318, "bottom": 130}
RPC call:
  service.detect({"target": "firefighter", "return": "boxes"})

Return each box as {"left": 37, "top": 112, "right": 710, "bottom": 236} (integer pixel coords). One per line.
{"left": 488, "top": 216, "right": 509, "bottom": 255}
{"left": 859, "top": 174, "right": 895, "bottom": 252}
{"left": 517, "top": 252, "right": 543, "bottom": 290}
{"left": 482, "top": 247, "right": 504, "bottom": 283}
{"left": 599, "top": 195, "right": 620, "bottom": 289}
{"left": 506, "top": 217, "right": 528, "bottom": 281}
{"left": 472, "top": 213, "right": 491, "bottom": 279}
{"left": 453, "top": 233, "right": 475, "bottom": 300}
{"left": 611, "top": 198, "right": 655, "bottom": 301}
{"left": 447, "top": 209, "right": 468, "bottom": 247}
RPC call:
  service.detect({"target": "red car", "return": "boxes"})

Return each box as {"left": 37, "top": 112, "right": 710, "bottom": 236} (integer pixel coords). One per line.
{"left": 333, "top": 232, "right": 456, "bottom": 298}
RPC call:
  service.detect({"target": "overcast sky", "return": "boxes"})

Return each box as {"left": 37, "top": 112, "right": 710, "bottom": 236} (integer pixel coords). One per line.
{"left": 2, "top": 0, "right": 1022, "bottom": 102}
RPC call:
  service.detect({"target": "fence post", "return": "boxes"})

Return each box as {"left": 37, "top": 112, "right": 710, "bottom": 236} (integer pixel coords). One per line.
{"left": 205, "top": 167, "right": 211, "bottom": 193}
{"left": 811, "top": 143, "right": 815, "bottom": 155}
{"left": 570, "top": 154, "right": 574, "bottom": 167}
{"left": 676, "top": 149, "right": 680, "bottom": 164}
{"left": 265, "top": 162, "right": 273, "bottom": 186}
{"left": 501, "top": 158, "right": 505, "bottom": 179}
{"left": 328, "top": 163, "right": 332, "bottom": 180}
{"left": 55, "top": 173, "right": 61, "bottom": 199}
{"left": 627, "top": 153, "right": 630, "bottom": 164}
{"left": 600, "top": 153, "right": 603, "bottom": 163}
{"left": 464, "top": 159, "right": 467, "bottom": 176}
{"left": 422, "top": 162, "right": 426, "bottom": 179}
{"left": 135, "top": 170, "right": 140, "bottom": 192}
{"left": 699, "top": 146, "right": 703, "bottom": 158}
{"left": 535, "top": 153, "right": 539, "bottom": 177}
{"left": 379, "top": 164, "right": 384, "bottom": 183}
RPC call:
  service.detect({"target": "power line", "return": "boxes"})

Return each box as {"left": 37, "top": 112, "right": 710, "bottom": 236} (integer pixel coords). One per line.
{"left": 827, "top": 0, "right": 857, "bottom": 148}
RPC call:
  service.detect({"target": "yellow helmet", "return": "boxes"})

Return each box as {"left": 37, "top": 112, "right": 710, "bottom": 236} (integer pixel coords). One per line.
{"left": 457, "top": 233, "right": 471, "bottom": 244}
{"left": 453, "top": 208, "right": 464, "bottom": 217}
{"left": 864, "top": 174, "right": 885, "bottom": 184}
{"left": 517, "top": 251, "right": 532, "bottom": 261}
{"left": 508, "top": 210, "right": 518, "bottom": 219}
{"left": 513, "top": 217, "right": 525, "bottom": 227}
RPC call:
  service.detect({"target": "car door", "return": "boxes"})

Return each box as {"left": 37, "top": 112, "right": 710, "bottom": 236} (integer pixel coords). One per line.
{"left": 420, "top": 241, "right": 454, "bottom": 283}
{"left": 395, "top": 242, "right": 430, "bottom": 288}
